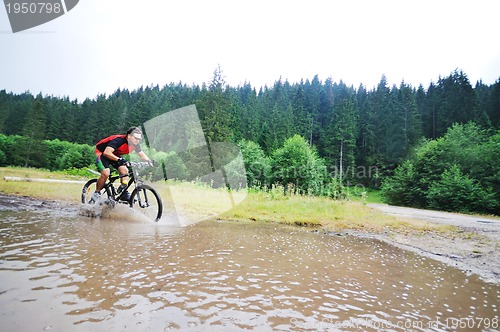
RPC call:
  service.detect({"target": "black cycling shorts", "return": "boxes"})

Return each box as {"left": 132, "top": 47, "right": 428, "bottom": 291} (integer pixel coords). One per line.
{"left": 95, "top": 154, "right": 121, "bottom": 172}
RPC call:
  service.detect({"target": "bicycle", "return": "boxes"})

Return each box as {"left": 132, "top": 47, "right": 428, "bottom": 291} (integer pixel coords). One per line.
{"left": 81, "top": 161, "right": 163, "bottom": 222}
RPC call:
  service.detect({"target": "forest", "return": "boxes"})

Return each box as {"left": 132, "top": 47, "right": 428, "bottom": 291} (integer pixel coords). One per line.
{"left": 0, "top": 68, "right": 499, "bottom": 214}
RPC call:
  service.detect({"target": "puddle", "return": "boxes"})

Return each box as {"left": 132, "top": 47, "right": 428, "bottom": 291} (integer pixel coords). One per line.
{"left": 0, "top": 197, "right": 498, "bottom": 331}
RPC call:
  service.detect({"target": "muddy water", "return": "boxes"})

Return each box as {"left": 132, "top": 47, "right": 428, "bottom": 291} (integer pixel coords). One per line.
{"left": 0, "top": 199, "right": 499, "bottom": 331}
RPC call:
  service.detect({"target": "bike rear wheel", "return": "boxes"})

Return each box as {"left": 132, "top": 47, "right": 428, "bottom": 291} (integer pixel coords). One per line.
{"left": 129, "top": 185, "right": 163, "bottom": 222}
{"left": 82, "top": 179, "right": 112, "bottom": 204}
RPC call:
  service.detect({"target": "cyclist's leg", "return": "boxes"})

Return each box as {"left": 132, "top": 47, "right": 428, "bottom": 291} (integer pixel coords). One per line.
{"left": 117, "top": 165, "right": 130, "bottom": 201}
{"left": 95, "top": 155, "right": 111, "bottom": 192}
{"left": 96, "top": 169, "right": 110, "bottom": 192}
{"left": 117, "top": 165, "right": 129, "bottom": 184}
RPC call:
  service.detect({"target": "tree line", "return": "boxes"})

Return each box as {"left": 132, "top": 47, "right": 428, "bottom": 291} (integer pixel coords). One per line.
{"left": 0, "top": 68, "right": 498, "bottom": 213}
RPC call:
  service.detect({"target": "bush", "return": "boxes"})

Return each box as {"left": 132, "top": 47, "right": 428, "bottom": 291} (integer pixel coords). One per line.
{"left": 46, "top": 140, "right": 94, "bottom": 170}
{"left": 45, "top": 139, "right": 74, "bottom": 170}
{"left": 0, "top": 134, "right": 11, "bottom": 166}
{"left": 381, "top": 123, "right": 499, "bottom": 215}
{"left": 322, "top": 177, "right": 348, "bottom": 200}
{"left": 0, "top": 135, "right": 95, "bottom": 171}
{"left": 238, "top": 139, "right": 270, "bottom": 188}
{"left": 426, "top": 165, "right": 497, "bottom": 214}
{"left": 156, "top": 151, "right": 190, "bottom": 181}
{"left": 15, "top": 136, "right": 46, "bottom": 168}
{"left": 381, "top": 160, "right": 423, "bottom": 207}
{"left": 0, "top": 149, "right": 6, "bottom": 166}
{"left": 61, "top": 148, "right": 83, "bottom": 169}
{"left": 271, "top": 135, "right": 325, "bottom": 195}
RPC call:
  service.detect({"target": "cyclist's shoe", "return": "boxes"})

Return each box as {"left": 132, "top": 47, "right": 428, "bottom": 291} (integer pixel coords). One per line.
{"left": 89, "top": 192, "right": 101, "bottom": 204}
{"left": 117, "top": 183, "right": 127, "bottom": 194}
{"left": 119, "top": 190, "right": 131, "bottom": 202}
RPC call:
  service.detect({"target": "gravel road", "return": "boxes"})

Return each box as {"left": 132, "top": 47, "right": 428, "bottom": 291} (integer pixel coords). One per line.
{"left": 368, "top": 203, "right": 500, "bottom": 236}
{"left": 366, "top": 204, "right": 500, "bottom": 284}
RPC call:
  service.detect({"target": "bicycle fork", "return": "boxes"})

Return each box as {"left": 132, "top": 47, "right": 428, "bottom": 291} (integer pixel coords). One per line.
{"left": 136, "top": 188, "right": 150, "bottom": 208}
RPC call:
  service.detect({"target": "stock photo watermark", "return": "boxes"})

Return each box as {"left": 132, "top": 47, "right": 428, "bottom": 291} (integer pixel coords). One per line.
{"left": 3, "top": 0, "right": 79, "bottom": 32}
{"left": 291, "top": 316, "right": 499, "bottom": 330}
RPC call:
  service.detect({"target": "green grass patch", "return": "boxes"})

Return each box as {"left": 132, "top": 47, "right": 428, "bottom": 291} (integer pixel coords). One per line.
{"left": 364, "top": 189, "right": 385, "bottom": 204}
{"left": 0, "top": 166, "right": 455, "bottom": 235}
{"left": 221, "top": 190, "right": 450, "bottom": 233}
{"left": 0, "top": 166, "right": 91, "bottom": 202}
{"left": 348, "top": 188, "right": 385, "bottom": 204}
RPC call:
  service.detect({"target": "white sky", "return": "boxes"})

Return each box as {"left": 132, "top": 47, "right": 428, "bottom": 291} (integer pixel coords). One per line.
{"left": 1, "top": 0, "right": 499, "bottom": 102}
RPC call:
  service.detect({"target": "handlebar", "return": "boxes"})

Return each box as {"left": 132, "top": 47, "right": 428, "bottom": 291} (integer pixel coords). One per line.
{"left": 128, "top": 161, "right": 154, "bottom": 168}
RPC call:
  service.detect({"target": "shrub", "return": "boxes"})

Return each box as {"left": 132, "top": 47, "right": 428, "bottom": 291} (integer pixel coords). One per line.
{"left": 157, "top": 151, "right": 190, "bottom": 181}
{"left": 0, "top": 149, "right": 6, "bottom": 166}
{"left": 381, "top": 123, "right": 499, "bottom": 215}
{"left": 0, "top": 134, "right": 11, "bottom": 166}
{"left": 46, "top": 140, "right": 94, "bottom": 170}
{"left": 381, "top": 160, "right": 423, "bottom": 207}
{"left": 238, "top": 139, "right": 270, "bottom": 188}
{"left": 426, "top": 165, "right": 497, "bottom": 214}
{"left": 322, "top": 177, "right": 348, "bottom": 200}
{"left": 271, "top": 135, "right": 325, "bottom": 195}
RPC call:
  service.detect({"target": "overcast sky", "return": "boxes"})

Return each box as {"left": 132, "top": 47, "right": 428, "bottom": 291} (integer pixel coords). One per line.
{"left": 1, "top": 0, "right": 499, "bottom": 102}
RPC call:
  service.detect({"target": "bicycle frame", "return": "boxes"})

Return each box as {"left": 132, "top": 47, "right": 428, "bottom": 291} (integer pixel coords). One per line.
{"left": 103, "top": 171, "right": 133, "bottom": 201}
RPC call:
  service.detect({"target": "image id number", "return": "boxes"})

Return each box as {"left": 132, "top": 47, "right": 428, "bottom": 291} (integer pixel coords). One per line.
{"left": 5, "top": 2, "right": 62, "bottom": 14}
{"left": 445, "top": 317, "right": 499, "bottom": 329}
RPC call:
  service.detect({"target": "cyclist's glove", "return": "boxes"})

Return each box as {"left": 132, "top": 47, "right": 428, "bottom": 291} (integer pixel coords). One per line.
{"left": 147, "top": 159, "right": 155, "bottom": 167}
{"left": 117, "top": 157, "right": 128, "bottom": 166}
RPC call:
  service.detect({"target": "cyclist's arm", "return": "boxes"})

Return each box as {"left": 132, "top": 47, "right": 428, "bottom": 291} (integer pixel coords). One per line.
{"left": 137, "top": 151, "right": 151, "bottom": 161}
{"left": 103, "top": 146, "right": 120, "bottom": 161}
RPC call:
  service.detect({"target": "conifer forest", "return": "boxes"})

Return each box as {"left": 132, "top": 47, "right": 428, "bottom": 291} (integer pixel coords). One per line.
{"left": 1, "top": 68, "right": 499, "bottom": 214}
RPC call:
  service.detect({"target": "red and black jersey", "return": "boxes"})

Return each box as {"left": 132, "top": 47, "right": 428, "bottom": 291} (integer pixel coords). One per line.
{"left": 95, "top": 134, "right": 142, "bottom": 157}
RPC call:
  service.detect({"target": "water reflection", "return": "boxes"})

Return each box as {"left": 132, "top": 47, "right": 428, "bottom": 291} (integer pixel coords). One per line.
{"left": 0, "top": 204, "right": 498, "bottom": 331}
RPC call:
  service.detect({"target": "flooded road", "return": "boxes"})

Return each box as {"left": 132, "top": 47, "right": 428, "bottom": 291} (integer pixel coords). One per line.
{"left": 0, "top": 196, "right": 499, "bottom": 331}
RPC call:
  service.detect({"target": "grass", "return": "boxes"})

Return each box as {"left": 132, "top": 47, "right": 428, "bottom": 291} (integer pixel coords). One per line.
{"left": 156, "top": 181, "right": 249, "bottom": 223}
{"left": 364, "top": 189, "right": 385, "bottom": 204}
{"left": 0, "top": 166, "right": 454, "bottom": 235}
{"left": 221, "top": 190, "right": 450, "bottom": 233}
{"left": 348, "top": 187, "right": 385, "bottom": 204}
{"left": 0, "top": 167, "right": 91, "bottom": 202}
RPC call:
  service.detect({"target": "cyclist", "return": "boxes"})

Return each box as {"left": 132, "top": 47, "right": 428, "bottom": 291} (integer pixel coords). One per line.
{"left": 90, "top": 127, "right": 153, "bottom": 203}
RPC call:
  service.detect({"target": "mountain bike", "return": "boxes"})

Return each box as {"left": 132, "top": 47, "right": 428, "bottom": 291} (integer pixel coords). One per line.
{"left": 81, "top": 161, "right": 163, "bottom": 222}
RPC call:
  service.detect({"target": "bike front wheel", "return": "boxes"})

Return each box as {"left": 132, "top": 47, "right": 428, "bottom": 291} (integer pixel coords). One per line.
{"left": 129, "top": 185, "right": 163, "bottom": 222}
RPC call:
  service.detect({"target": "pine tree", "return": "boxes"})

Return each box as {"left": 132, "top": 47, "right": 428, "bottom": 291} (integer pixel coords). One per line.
{"left": 365, "top": 75, "right": 392, "bottom": 164}
{"left": 395, "top": 82, "right": 422, "bottom": 157}
{"left": 291, "top": 83, "right": 309, "bottom": 139}
{"left": 434, "top": 70, "right": 486, "bottom": 136}
{"left": 355, "top": 83, "right": 370, "bottom": 166}
{"left": 196, "top": 65, "right": 233, "bottom": 143}
{"left": 22, "top": 97, "right": 46, "bottom": 167}
{"left": 305, "top": 75, "right": 322, "bottom": 146}
{"left": 488, "top": 79, "right": 500, "bottom": 128}
{"left": 0, "top": 90, "right": 9, "bottom": 133}
{"left": 4, "top": 92, "right": 34, "bottom": 136}
{"left": 327, "top": 96, "right": 358, "bottom": 180}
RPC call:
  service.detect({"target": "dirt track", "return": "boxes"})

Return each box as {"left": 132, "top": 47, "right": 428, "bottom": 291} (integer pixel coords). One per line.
{"left": 366, "top": 204, "right": 500, "bottom": 284}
